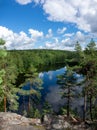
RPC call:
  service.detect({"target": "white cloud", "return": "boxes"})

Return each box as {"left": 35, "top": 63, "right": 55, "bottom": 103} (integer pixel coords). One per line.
{"left": 15, "top": 0, "right": 97, "bottom": 33}
{"left": 43, "top": 30, "right": 95, "bottom": 51}
{"left": 42, "top": 0, "right": 97, "bottom": 33}
{"left": 61, "top": 38, "right": 70, "bottom": 45}
{"left": 63, "top": 33, "right": 74, "bottom": 37}
{"left": 53, "top": 37, "right": 59, "bottom": 43}
{"left": 46, "top": 28, "right": 53, "bottom": 38}
{"left": 44, "top": 38, "right": 74, "bottom": 50}
{"left": 15, "top": 0, "right": 32, "bottom": 5}
{"left": 75, "top": 31, "right": 85, "bottom": 42}
{"left": 57, "top": 27, "right": 67, "bottom": 34}
{"left": 15, "top": 0, "right": 45, "bottom": 5}
{"left": 29, "top": 29, "right": 43, "bottom": 39}
{"left": 0, "top": 26, "right": 44, "bottom": 50}
{"left": 45, "top": 42, "right": 56, "bottom": 49}
{"left": 33, "top": 0, "right": 45, "bottom": 4}
{"left": 0, "top": 26, "right": 95, "bottom": 50}
{"left": 43, "top": 0, "right": 76, "bottom": 22}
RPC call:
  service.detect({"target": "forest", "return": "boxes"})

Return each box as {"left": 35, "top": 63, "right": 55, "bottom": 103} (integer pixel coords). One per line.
{"left": 0, "top": 38, "right": 97, "bottom": 123}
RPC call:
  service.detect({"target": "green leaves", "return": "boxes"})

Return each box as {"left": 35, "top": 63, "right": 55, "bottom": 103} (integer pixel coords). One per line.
{"left": 0, "top": 69, "right": 5, "bottom": 84}
{"left": 0, "top": 39, "right": 21, "bottom": 111}
{"left": 0, "top": 50, "right": 7, "bottom": 57}
{"left": 0, "top": 38, "right": 5, "bottom": 45}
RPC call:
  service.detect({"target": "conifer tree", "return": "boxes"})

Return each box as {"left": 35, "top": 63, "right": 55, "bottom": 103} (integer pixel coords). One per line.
{"left": 75, "top": 39, "right": 97, "bottom": 121}
{"left": 0, "top": 38, "right": 20, "bottom": 112}
{"left": 57, "top": 68, "right": 79, "bottom": 117}
{"left": 21, "top": 64, "right": 43, "bottom": 113}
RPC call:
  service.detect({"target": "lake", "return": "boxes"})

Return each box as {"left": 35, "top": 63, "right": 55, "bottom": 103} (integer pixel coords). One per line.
{"left": 19, "top": 66, "right": 84, "bottom": 116}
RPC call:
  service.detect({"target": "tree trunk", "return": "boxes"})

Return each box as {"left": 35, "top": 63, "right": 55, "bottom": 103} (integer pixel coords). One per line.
{"left": 83, "top": 92, "right": 87, "bottom": 122}
{"left": 28, "top": 96, "right": 30, "bottom": 112}
{"left": 4, "top": 96, "right": 7, "bottom": 112}
{"left": 89, "top": 94, "right": 93, "bottom": 121}
{"left": 67, "top": 86, "right": 70, "bottom": 118}
{"left": 28, "top": 82, "right": 32, "bottom": 112}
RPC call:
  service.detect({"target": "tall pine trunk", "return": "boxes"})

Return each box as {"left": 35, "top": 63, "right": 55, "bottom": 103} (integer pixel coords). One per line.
{"left": 28, "top": 82, "right": 32, "bottom": 112}
{"left": 4, "top": 96, "right": 7, "bottom": 112}
{"left": 89, "top": 94, "right": 93, "bottom": 121}
{"left": 28, "top": 96, "right": 31, "bottom": 112}
{"left": 67, "top": 86, "right": 70, "bottom": 118}
{"left": 83, "top": 91, "right": 87, "bottom": 122}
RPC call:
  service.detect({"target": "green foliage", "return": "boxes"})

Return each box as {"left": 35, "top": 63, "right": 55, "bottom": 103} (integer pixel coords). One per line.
{"left": 34, "top": 109, "right": 41, "bottom": 118}
{"left": 75, "top": 41, "right": 82, "bottom": 52}
{"left": 92, "top": 104, "right": 97, "bottom": 119}
{"left": 0, "top": 100, "right": 4, "bottom": 111}
{"left": 86, "top": 38, "right": 96, "bottom": 51}
{"left": 59, "top": 107, "right": 67, "bottom": 115}
{"left": 42, "top": 101, "right": 53, "bottom": 115}
{"left": 73, "top": 39, "right": 97, "bottom": 121}
{"left": 0, "top": 38, "right": 5, "bottom": 45}
{"left": 57, "top": 69, "right": 79, "bottom": 117}
{"left": 27, "top": 106, "right": 35, "bottom": 118}
{"left": 9, "top": 50, "right": 69, "bottom": 71}
{"left": 27, "top": 106, "right": 41, "bottom": 118}
{"left": 0, "top": 39, "right": 21, "bottom": 111}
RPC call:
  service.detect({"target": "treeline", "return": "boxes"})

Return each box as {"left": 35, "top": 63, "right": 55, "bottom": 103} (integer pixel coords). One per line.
{"left": 9, "top": 49, "right": 74, "bottom": 72}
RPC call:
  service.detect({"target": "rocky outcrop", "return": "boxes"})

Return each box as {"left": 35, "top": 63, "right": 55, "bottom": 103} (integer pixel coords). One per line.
{"left": 42, "top": 114, "right": 93, "bottom": 130}
{"left": 0, "top": 112, "right": 45, "bottom": 130}
{"left": 0, "top": 112, "right": 95, "bottom": 130}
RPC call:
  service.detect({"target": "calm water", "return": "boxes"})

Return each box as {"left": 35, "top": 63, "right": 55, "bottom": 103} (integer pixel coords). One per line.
{"left": 19, "top": 66, "right": 84, "bottom": 115}
{"left": 39, "top": 67, "right": 67, "bottom": 111}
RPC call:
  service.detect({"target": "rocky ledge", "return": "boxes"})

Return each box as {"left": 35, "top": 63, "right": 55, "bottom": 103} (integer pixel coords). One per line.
{"left": 0, "top": 112, "right": 45, "bottom": 130}
{"left": 0, "top": 112, "right": 96, "bottom": 130}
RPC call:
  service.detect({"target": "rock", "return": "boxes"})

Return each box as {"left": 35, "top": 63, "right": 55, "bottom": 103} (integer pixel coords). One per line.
{"left": 29, "top": 118, "right": 41, "bottom": 125}
{"left": 0, "top": 112, "right": 93, "bottom": 130}
{"left": 43, "top": 114, "right": 52, "bottom": 125}
{"left": 0, "top": 112, "right": 45, "bottom": 130}
{"left": 51, "top": 115, "right": 71, "bottom": 130}
{"left": 52, "top": 120, "right": 70, "bottom": 129}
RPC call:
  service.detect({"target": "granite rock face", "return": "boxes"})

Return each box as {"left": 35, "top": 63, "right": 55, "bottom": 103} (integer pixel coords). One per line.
{"left": 0, "top": 112, "right": 95, "bottom": 130}
{"left": 0, "top": 112, "right": 45, "bottom": 130}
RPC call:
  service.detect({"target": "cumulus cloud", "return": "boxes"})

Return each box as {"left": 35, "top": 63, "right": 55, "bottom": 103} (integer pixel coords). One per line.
{"left": 45, "top": 42, "right": 57, "bottom": 49}
{"left": 43, "top": 30, "right": 94, "bottom": 51}
{"left": 29, "top": 29, "right": 43, "bottom": 39}
{"left": 44, "top": 39, "right": 73, "bottom": 50}
{"left": 41, "top": 0, "right": 97, "bottom": 33}
{"left": 63, "top": 33, "right": 74, "bottom": 37}
{"left": 15, "top": 0, "right": 97, "bottom": 33}
{"left": 15, "top": 0, "right": 33, "bottom": 5}
{"left": 43, "top": 0, "right": 76, "bottom": 22}
{"left": 75, "top": 31, "right": 86, "bottom": 42}
{"left": 0, "top": 26, "right": 95, "bottom": 50}
{"left": 15, "top": 0, "right": 45, "bottom": 5}
{"left": 46, "top": 29, "right": 53, "bottom": 38}
{"left": 57, "top": 27, "right": 67, "bottom": 34}
{"left": 0, "top": 26, "right": 44, "bottom": 50}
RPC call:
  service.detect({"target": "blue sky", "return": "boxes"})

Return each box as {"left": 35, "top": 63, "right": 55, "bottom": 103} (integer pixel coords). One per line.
{"left": 0, "top": 0, "right": 97, "bottom": 50}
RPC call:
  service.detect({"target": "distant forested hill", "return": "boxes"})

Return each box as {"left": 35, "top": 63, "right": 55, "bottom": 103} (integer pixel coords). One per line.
{"left": 8, "top": 49, "right": 77, "bottom": 72}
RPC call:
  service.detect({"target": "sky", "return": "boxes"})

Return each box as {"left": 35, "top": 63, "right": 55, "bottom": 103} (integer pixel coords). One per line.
{"left": 0, "top": 0, "right": 97, "bottom": 50}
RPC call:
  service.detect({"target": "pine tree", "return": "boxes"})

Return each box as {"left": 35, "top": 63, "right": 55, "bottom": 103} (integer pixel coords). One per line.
{"left": 21, "top": 64, "right": 43, "bottom": 113}
{"left": 0, "top": 38, "right": 20, "bottom": 112}
{"left": 57, "top": 68, "right": 79, "bottom": 118}
{"left": 75, "top": 39, "right": 97, "bottom": 121}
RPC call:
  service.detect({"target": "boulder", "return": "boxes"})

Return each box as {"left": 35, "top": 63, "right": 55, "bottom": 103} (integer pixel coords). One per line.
{"left": 51, "top": 116, "right": 71, "bottom": 130}
{"left": 0, "top": 112, "right": 45, "bottom": 130}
